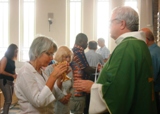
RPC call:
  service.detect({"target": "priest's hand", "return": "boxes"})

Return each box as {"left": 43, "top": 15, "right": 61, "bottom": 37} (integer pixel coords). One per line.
{"left": 73, "top": 80, "right": 94, "bottom": 93}
{"left": 97, "top": 63, "right": 103, "bottom": 72}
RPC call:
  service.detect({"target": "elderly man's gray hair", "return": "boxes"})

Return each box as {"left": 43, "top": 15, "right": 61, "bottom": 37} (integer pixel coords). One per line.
{"left": 29, "top": 35, "right": 57, "bottom": 60}
{"left": 112, "top": 6, "right": 139, "bottom": 31}
{"left": 98, "top": 38, "right": 105, "bottom": 43}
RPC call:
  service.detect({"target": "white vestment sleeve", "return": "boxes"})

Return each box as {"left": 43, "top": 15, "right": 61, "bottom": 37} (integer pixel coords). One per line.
{"left": 89, "top": 83, "right": 109, "bottom": 114}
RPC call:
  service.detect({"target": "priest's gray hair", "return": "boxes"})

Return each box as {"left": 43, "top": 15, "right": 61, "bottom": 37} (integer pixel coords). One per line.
{"left": 112, "top": 6, "right": 139, "bottom": 31}
{"left": 29, "top": 35, "right": 57, "bottom": 60}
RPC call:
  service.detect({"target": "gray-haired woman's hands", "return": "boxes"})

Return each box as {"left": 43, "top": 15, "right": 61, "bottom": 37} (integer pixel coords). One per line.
{"left": 51, "top": 62, "right": 69, "bottom": 79}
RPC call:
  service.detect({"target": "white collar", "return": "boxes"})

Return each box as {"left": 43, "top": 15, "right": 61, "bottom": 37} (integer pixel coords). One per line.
{"left": 115, "top": 31, "right": 146, "bottom": 45}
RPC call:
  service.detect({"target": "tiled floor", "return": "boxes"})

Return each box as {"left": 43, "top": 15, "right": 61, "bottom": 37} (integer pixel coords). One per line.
{"left": 1, "top": 104, "right": 74, "bottom": 114}
{"left": 1, "top": 103, "right": 20, "bottom": 114}
{"left": 9, "top": 104, "right": 20, "bottom": 114}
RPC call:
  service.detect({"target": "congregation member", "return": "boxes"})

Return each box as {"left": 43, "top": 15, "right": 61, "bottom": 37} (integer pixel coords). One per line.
{"left": 141, "top": 28, "right": 160, "bottom": 114}
{"left": 14, "top": 36, "right": 68, "bottom": 114}
{"left": 85, "top": 41, "right": 104, "bottom": 68}
{"left": 96, "top": 38, "right": 110, "bottom": 62}
{"left": 74, "top": 6, "right": 157, "bottom": 114}
{"left": 45, "top": 46, "right": 73, "bottom": 114}
{"left": 0, "top": 44, "right": 18, "bottom": 114}
{"left": 70, "top": 33, "right": 97, "bottom": 114}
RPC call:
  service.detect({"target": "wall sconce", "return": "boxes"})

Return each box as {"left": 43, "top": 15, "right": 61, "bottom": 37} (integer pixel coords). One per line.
{"left": 48, "top": 18, "right": 52, "bottom": 31}
{"left": 48, "top": 13, "right": 53, "bottom": 32}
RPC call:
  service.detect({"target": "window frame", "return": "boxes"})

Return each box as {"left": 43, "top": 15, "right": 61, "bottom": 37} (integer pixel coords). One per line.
{"left": 0, "top": 0, "right": 10, "bottom": 59}
{"left": 19, "top": 0, "right": 36, "bottom": 61}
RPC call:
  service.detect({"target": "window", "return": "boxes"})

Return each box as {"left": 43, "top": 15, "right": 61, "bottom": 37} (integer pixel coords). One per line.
{"left": 97, "top": 0, "right": 110, "bottom": 47}
{"left": 69, "top": 0, "right": 81, "bottom": 48}
{"left": 124, "top": 0, "right": 138, "bottom": 12}
{"left": 19, "top": 0, "right": 35, "bottom": 61}
{"left": 0, "top": 0, "right": 9, "bottom": 59}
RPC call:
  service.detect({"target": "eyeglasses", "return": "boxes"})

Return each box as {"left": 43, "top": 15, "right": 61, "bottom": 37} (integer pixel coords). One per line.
{"left": 45, "top": 52, "right": 54, "bottom": 57}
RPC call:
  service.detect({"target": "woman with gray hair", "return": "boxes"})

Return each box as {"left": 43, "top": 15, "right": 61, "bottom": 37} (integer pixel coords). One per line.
{"left": 14, "top": 36, "right": 68, "bottom": 114}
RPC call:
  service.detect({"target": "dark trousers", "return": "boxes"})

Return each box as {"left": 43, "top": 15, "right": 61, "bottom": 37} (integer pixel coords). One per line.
{"left": 155, "top": 92, "right": 160, "bottom": 114}
{"left": 83, "top": 93, "right": 90, "bottom": 114}
{"left": 0, "top": 79, "right": 13, "bottom": 114}
{"left": 84, "top": 74, "right": 97, "bottom": 114}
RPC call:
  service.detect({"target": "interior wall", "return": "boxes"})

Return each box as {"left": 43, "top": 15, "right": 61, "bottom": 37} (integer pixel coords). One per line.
{"left": 83, "top": 0, "right": 94, "bottom": 42}
{"left": 9, "top": 0, "right": 19, "bottom": 45}
{"left": 36, "top": 0, "right": 66, "bottom": 47}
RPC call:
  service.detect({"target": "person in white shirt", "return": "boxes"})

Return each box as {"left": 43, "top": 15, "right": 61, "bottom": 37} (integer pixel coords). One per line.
{"left": 96, "top": 38, "right": 110, "bottom": 62}
{"left": 14, "top": 36, "right": 68, "bottom": 114}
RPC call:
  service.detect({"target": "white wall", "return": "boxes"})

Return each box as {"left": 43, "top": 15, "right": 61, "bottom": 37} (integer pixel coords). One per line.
{"left": 9, "top": 0, "right": 19, "bottom": 44}
{"left": 9, "top": 0, "right": 66, "bottom": 47}
{"left": 83, "top": 0, "right": 94, "bottom": 41}
{"left": 36, "top": 0, "right": 66, "bottom": 47}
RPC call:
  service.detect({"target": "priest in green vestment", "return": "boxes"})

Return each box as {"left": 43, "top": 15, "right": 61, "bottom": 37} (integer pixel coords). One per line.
{"left": 74, "top": 6, "right": 157, "bottom": 114}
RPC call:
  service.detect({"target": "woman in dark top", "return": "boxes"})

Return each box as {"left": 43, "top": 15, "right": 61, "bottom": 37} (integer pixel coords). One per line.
{"left": 0, "top": 44, "right": 18, "bottom": 114}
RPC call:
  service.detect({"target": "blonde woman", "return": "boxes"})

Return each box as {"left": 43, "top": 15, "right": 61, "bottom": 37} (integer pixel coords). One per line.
{"left": 45, "top": 46, "right": 73, "bottom": 114}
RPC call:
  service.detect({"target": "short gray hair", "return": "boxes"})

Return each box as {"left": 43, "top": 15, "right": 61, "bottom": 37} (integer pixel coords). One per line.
{"left": 112, "top": 6, "right": 139, "bottom": 31}
{"left": 98, "top": 38, "right": 105, "bottom": 43}
{"left": 29, "top": 35, "right": 57, "bottom": 60}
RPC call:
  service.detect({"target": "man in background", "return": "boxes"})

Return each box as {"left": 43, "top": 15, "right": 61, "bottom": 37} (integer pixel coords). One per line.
{"left": 85, "top": 41, "right": 104, "bottom": 68}
{"left": 70, "top": 33, "right": 97, "bottom": 114}
{"left": 141, "top": 28, "right": 160, "bottom": 114}
{"left": 96, "top": 38, "right": 110, "bottom": 62}
{"left": 84, "top": 41, "right": 104, "bottom": 114}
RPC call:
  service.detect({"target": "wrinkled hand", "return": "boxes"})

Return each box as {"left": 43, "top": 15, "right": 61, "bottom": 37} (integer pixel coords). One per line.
{"left": 51, "top": 62, "right": 69, "bottom": 79}
{"left": 73, "top": 80, "right": 94, "bottom": 93}
{"left": 59, "top": 93, "right": 72, "bottom": 104}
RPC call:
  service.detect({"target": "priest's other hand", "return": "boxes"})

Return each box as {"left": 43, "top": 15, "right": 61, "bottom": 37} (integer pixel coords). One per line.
{"left": 73, "top": 80, "right": 94, "bottom": 93}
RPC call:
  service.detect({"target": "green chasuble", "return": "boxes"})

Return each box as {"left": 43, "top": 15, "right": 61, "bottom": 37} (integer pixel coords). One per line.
{"left": 97, "top": 37, "right": 157, "bottom": 114}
